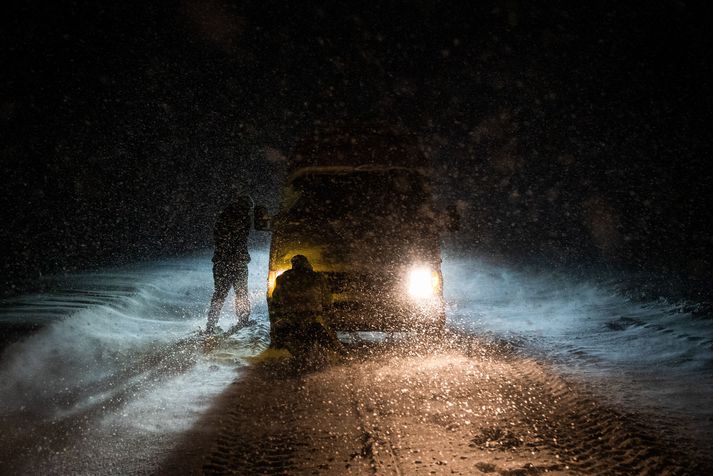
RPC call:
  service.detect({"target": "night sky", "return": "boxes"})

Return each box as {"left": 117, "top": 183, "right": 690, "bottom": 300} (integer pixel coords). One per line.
{"left": 2, "top": 1, "right": 712, "bottom": 297}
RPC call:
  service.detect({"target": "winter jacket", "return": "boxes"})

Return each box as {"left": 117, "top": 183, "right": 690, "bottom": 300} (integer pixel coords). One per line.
{"left": 271, "top": 268, "right": 332, "bottom": 319}
{"left": 212, "top": 203, "right": 251, "bottom": 263}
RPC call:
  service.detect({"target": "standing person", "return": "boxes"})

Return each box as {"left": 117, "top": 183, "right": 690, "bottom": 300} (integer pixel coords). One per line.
{"left": 270, "top": 254, "right": 343, "bottom": 356}
{"left": 205, "top": 195, "right": 253, "bottom": 334}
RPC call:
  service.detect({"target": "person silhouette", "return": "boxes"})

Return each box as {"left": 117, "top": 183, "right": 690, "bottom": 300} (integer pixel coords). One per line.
{"left": 205, "top": 195, "right": 253, "bottom": 334}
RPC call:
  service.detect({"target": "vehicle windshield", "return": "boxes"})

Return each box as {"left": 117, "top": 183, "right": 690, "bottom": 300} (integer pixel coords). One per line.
{"left": 286, "top": 169, "right": 432, "bottom": 226}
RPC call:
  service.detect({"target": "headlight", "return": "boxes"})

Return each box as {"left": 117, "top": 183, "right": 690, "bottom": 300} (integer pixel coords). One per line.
{"left": 407, "top": 266, "right": 440, "bottom": 298}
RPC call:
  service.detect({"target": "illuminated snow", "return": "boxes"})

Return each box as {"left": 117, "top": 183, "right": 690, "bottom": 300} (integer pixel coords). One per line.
{"left": 0, "top": 247, "right": 711, "bottom": 472}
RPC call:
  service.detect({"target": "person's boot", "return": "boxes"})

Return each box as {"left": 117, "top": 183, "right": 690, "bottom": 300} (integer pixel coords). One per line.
{"left": 205, "top": 311, "right": 220, "bottom": 335}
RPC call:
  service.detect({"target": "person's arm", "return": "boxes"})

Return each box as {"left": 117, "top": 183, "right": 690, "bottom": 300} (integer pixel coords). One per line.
{"left": 213, "top": 211, "right": 228, "bottom": 248}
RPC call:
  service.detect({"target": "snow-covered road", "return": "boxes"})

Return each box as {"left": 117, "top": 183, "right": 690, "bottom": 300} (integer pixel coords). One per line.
{"left": 444, "top": 254, "right": 713, "bottom": 444}
{"left": 0, "top": 251, "right": 270, "bottom": 474}
{"left": 0, "top": 248, "right": 711, "bottom": 473}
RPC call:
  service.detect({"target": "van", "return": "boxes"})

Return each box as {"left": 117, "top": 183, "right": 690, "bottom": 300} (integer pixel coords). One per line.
{"left": 258, "top": 125, "right": 457, "bottom": 333}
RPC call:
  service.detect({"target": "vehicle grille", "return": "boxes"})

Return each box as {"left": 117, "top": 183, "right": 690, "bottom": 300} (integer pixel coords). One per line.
{"left": 321, "top": 272, "right": 394, "bottom": 296}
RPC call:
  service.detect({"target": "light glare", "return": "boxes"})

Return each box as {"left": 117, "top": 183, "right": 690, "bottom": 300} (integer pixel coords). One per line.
{"left": 408, "top": 267, "right": 435, "bottom": 298}
{"left": 267, "top": 269, "right": 286, "bottom": 297}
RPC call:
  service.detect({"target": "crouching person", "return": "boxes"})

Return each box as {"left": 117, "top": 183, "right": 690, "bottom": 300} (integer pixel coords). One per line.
{"left": 270, "top": 255, "right": 343, "bottom": 359}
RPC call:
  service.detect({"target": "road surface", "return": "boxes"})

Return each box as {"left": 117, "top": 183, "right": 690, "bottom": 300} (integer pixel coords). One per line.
{"left": 158, "top": 333, "right": 701, "bottom": 475}
{"left": 1, "top": 251, "right": 711, "bottom": 474}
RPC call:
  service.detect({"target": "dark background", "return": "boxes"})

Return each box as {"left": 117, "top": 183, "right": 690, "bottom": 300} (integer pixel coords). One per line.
{"left": 2, "top": 1, "right": 712, "bottom": 298}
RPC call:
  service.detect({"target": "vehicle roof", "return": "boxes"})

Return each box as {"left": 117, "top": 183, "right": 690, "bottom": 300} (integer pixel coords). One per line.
{"left": 288, "top": 165, "right": 427, "bottom": 181}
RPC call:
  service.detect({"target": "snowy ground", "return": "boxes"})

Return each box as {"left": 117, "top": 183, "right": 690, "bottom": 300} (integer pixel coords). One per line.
{"left": 0, "top": 250, "right": 270, "bottom": 474}
{"left": 0, "top": 248, "right": 711, "bottom": 474}
{"left": 443, "top": 254, "right": 713, "bottom": 448}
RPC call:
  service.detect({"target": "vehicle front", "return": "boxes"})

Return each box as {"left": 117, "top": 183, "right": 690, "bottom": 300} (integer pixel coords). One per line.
{"left": 267, "top": 166, "right": 446, "bottom": 333}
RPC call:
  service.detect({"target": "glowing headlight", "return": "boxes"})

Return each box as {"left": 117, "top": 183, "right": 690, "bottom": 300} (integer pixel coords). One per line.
{"left": 407, "top": 266, "right": 439, "bottom": 298}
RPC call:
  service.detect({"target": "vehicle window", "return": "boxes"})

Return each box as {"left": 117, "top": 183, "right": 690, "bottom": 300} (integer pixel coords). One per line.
{"left": 288, "top": 171, "right": 429, "bottom": 224}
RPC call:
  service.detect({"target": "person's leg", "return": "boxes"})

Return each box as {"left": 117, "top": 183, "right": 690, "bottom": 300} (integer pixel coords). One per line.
{"left": 207, "top": 262, "right": 231, "bottom": 333}
{"left": 231, "top": 262, "right": 250, "bottom": 324}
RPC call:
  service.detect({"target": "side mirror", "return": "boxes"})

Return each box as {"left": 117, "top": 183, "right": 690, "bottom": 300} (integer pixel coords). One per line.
{"left": 445, "top": 204, "right": 461, "bottom": 232}
{"left": 254, "top": 205, "right": 271, "bottom": 231}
